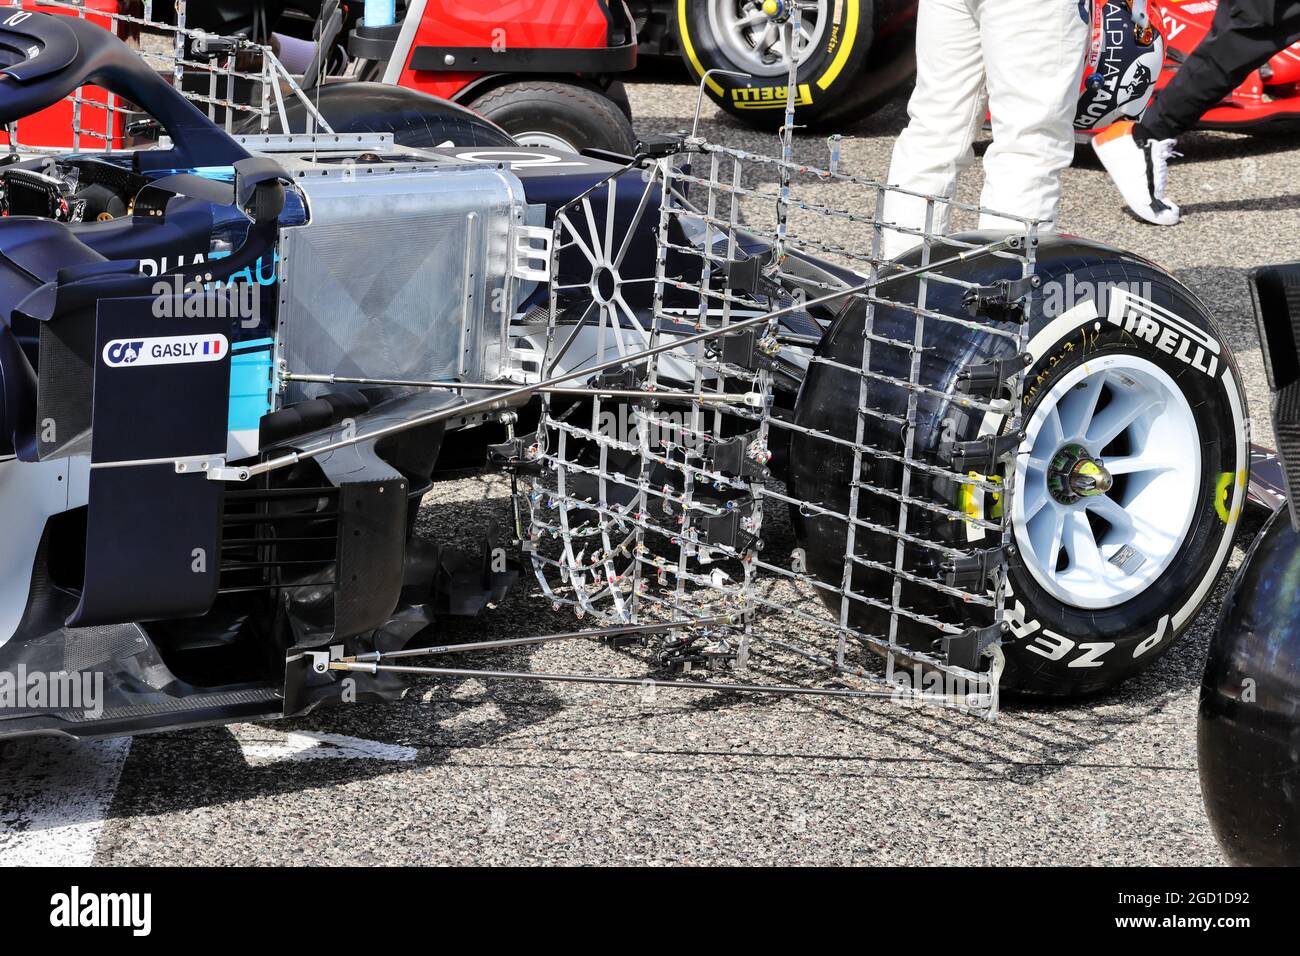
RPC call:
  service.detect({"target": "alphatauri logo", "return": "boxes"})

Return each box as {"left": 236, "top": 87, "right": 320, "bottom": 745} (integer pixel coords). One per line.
{"left": 1118, "top": 60, "right": 1154, "bottom": 108}
{"left": 103, "top": 339, "right": 144, "bottom": 365}
{"left": 49, "top": 886, "right": 151, "bottom": 936}
{"left": 102, "top": 334, "right": 228, "bottom": 369}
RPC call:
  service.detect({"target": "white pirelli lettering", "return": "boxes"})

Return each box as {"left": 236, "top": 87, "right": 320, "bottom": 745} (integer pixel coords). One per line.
{"left": 1106, "top": 288, "right": 1219, "bottom": 377}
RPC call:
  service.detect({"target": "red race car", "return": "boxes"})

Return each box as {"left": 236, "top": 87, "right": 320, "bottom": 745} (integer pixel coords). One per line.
{"left": 1072, "top": 0, "right": 1300, "bottom": 138}
{"left": 0, "top": 0, "right": 640, "bottom": 154}
{"left": 346, "top": 0, "right": 639, "bottom": 151}
{"left": 661, "top": 0, "right": 1300, "bottom": 134}
{"left": 1152, "top": 0, "right": 1300, "bottom": 130}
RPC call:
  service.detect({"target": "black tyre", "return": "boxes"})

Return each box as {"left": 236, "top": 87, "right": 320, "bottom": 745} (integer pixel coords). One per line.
{"left": 788, "top": 234, "right": 1249, "bottom": 696}
{"left": 605, "top": 80, "right": 634, "bottom": 121}
{"left": 466, "top": 80, "right": 637, "bottom": 155}
{"left": 1198, "top": 507, "right": 1300, "bottom": 865}
{"left": 675, "top": 0, "right": 915, "bottom": 130}
{"left": 242, "top": 82, "right": 517, "bottom": 148}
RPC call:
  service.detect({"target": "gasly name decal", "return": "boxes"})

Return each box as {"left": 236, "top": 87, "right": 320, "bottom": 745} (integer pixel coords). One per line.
{"left": 102, "top": 334, "right": 229, "bottom": 368}
{"left": 1106, "top": 287, "right": 1220, "bottom": 376}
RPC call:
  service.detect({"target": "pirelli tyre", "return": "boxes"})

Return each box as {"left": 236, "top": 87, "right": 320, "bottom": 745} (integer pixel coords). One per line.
{"left": 675, "top": 0, "right": 916, "bottom": 129}
{"left": 788, "top": 234, "right": 1249, "bottom": 697}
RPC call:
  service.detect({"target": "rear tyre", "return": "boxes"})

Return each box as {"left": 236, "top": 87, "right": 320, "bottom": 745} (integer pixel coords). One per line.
{"left": 241, "top": 82, "right": 517, "bottom": 148}
{"left": 604, "top": 80, "right": 634, "bottom": 121}
{"left": 467, "top": 81, "right": 637, "bottom": 155}
{"left": 675, "top": 0, "right": 914, "bottom": 130}
{"left": 788, "top": 235, "right": 1249, "bottom": 696}
{"left": 1198, "top": 508, "right": 1300, "bottom": 866}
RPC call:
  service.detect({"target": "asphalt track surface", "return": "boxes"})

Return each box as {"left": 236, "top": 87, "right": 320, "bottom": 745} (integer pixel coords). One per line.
{"left": 2, "top": 80, "right": 1294, "bottom": 866}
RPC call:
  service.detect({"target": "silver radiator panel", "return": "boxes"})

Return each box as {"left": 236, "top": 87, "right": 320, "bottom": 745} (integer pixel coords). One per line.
{"left": 278, "top": 165, "right": 524, "bottom": 403}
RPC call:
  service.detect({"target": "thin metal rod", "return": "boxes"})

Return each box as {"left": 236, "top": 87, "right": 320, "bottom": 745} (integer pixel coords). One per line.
{"left": 347, "top": 617, "right": 732, "bottom": 662}
{"left": 329, "top": 661, "right": 930, "bottom": 702}
{"left": 231, "top": 236, "right": 1015, "bottom": 482}
{"left": 282, "top": 373, "right": 759, "bottom": 406}
{"left": 691, "top": 69, "right": 749, "bottom": 138}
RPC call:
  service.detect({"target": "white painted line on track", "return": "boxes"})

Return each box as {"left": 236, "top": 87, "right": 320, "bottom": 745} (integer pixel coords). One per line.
{"left": 0, "top": 725, "right": 415, "bottom": 866}
{"left": 229, "top": 725, "right": 417, "bottom": 766}
{"left": 0, "top": 736, "right": 132, "bottom": 866}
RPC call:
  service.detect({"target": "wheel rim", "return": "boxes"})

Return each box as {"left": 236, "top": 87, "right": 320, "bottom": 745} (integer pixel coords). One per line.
{"left": 707, "top": 0, "right": 829, "bottom": 77}
{"left": 1012, "top": 354, "right": 1201, "bottom": 610}
{"left": 510, "top": 130, "right": 579, "bottom": 152}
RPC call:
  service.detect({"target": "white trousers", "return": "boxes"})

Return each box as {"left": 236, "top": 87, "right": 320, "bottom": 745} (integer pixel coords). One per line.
{"left": 881, "top": 0, "right": 1089, "bottom": 258}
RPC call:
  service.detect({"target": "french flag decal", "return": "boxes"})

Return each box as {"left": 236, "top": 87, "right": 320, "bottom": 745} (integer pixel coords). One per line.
{"left": 204, "top": 338, "right": 223, "bottom": 356}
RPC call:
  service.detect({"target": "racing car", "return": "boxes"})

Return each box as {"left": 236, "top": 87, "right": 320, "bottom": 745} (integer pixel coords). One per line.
{"left": 0, "top": 9, "right": 1250, "bottom": 739}
{"left": 638, "top": 0, "right": 919, "bottom": 130}
{"left": 2, "top": 0, "right": 641, "bottom": 155}
{"left": 1154, "top": 0, "right": 1300, "bottom": 132}
{"left": 1198, "top": 259, "right": 1300, "bottom": 866}
{"left": 666, "top": 0, "right": 1300, "bottom": 134}
{"left": 1076, "top": 0, "right": 1300, "bottom": 136}
{"left": 235, "top": 0, "right": 642, "bottom": 153}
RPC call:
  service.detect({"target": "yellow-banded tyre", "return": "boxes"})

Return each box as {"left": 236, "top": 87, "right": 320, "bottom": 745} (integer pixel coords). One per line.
{"left": 675, "top": 0, "right": 916, "bottom": 130}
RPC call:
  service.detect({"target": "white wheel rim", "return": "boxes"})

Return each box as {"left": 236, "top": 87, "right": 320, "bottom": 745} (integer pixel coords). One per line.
{"left": 511, "top": 130, "right": 578, "bottom": 152}
{"left": 1012, "top": 355, "right": 1200, "bottom": 610}
{"left": 707, "top": 0, "right": 828, "bottom": 77}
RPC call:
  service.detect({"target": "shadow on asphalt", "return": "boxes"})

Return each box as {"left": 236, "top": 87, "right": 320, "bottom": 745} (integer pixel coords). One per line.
{"left": 2, "top": 505, "right": 1262, "bottom": 837}
{"left": 1179, "top": 193, "right": 1300, "bottom": 217}
{"left": 97, "top": 451, "right": 1272, "bottom": 820}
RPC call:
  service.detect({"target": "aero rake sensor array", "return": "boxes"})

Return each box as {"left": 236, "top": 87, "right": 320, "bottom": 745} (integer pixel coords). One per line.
{"left": 435, "top": 12, "right": 1035, "bottom": 717}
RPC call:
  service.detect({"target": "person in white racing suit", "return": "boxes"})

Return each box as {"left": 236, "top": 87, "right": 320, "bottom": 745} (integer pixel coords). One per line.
{"left": 881, "top": 0, "right": 1090, "bottom": 259}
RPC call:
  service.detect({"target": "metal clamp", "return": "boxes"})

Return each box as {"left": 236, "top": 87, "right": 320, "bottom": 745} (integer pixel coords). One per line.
{"left": 636, "top": 133, "right": 692, "bottom": 159}
{"left": 305, "top": 645, "right": 349, "bottom": 675}
{"left": 512, "top": 225, "right": 552, "bottom": 283}
{"left": 940, "top": 546, "right": 1007, "bottom": 590}
{"left": 942, "top": 622, "right": 1003, "bottom": 672}
{"left": 172, "top": 455, "right": 250, "bottom": 482}
{"left": 724, "top": 249, "right": 775, "bottom": 295}
{"left": 944, "top": 429, "right": 1026, "bottom": 473}
{"left": 487, "top": 434, "right": 543, "bottom": 476}
{"left": 704, "top": 430, "right": 770, "bottom": 479}
{"left": 962, "top": 275, "right": 1039, "bottom": 317}
{"left": 191, "top": 32, "right": 243, "bottom": 58}
{"left": 956, "top": 351, "right": 1033, "bottom": 398}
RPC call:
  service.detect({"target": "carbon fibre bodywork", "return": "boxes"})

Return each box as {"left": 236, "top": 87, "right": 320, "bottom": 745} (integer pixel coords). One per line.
{"left": 0, "top": 11, "right": 658, "bottom": 738}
